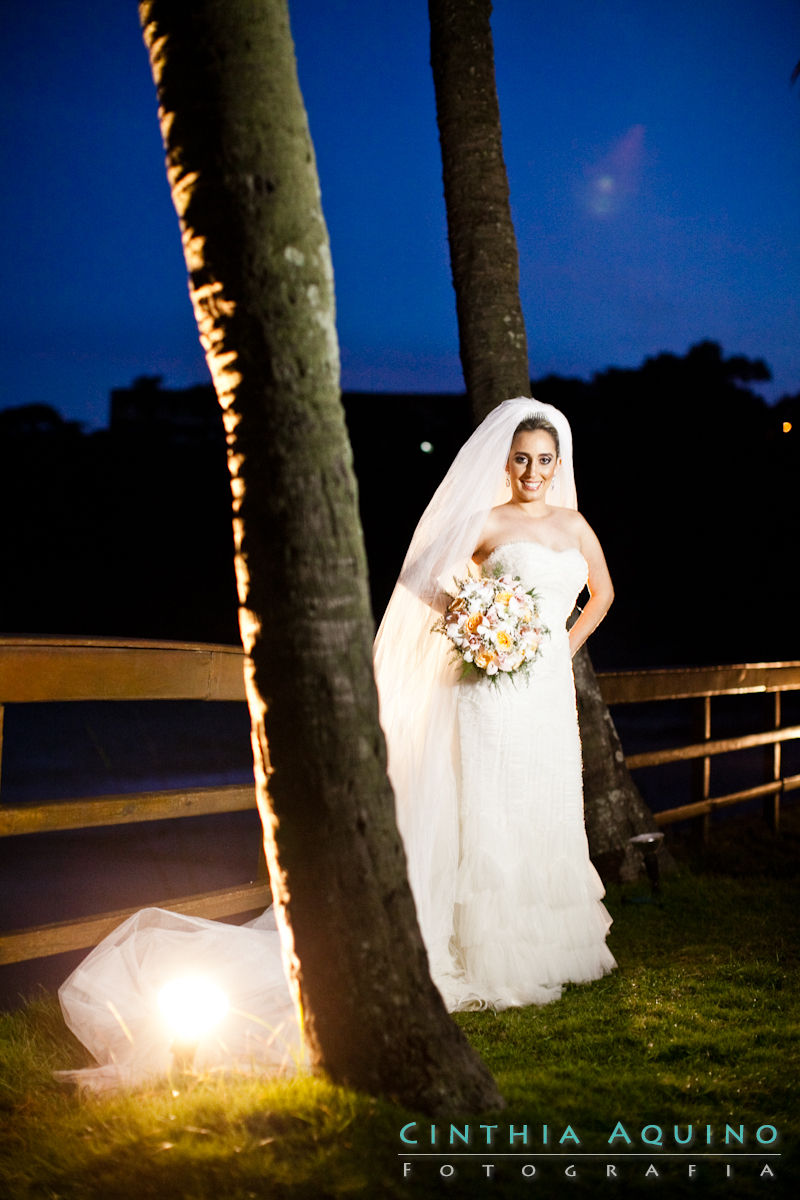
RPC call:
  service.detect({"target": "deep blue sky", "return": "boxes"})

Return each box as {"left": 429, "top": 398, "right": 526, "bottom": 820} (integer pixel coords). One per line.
{"left": 1, "top": 1, "right": 799, "bottom": 430}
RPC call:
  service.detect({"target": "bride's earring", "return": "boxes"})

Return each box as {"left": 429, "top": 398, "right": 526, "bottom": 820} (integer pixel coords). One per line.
{"left": 505, "top": 473, "right": 511, "bottom": 488}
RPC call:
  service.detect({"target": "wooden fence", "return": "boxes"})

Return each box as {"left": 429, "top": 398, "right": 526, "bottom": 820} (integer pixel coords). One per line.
{"left": 599, "top": 661, "right": 800, "bottom": 834}
{"left": 1, "top": 638, "right": 799, "bottom": 968}
{"left": 0, "top": 637, "right": 268, "bottom": 967}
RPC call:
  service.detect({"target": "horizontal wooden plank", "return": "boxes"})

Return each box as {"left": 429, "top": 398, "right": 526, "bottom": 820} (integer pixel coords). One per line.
{"left": 655, "top": 781, "right": 783, "bottom": 827}
{"left": 626, "top": 724, "right": 800, "bottom": 770}
{"left": 0, "top": 784, "right": 256, "bottom": 837}
{"left": 0, "top": 637, "right": 246, "bottom": 703}
{"left": 598, "top": 661, "right": 800, "bottom": 705}
{"left": 0, "top": 882, "right": 272, "bottom": 964}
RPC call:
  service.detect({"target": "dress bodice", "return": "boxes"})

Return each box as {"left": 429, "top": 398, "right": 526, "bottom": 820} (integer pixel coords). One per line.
{"left": 483, "top": 541, "right": 588, "bottom": 636}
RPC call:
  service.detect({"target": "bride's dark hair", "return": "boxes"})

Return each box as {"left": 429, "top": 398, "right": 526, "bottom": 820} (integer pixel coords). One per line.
{"left": 513, "top": 414, "right": 560, "bottom": 456}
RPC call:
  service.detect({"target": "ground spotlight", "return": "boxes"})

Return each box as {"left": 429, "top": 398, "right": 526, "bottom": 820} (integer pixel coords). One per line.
{"left": 625, "top": 831, "right": 666, "bottom": 904}
{"left": 158, "top": 975, "right": 230, "bottom": 1073}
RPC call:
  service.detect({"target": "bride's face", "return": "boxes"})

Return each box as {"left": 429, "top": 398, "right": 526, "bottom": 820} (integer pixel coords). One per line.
{"left": 506, "top": 429, "right": 559, "bottom": 503}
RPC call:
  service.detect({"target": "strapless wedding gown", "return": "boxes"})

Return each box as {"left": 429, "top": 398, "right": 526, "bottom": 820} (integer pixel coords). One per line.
{"left": 438, "top": 541, "right": 616, "bottom": 1011}
{"left": 56, "top": 541, "right": 613, "bottom": 1088}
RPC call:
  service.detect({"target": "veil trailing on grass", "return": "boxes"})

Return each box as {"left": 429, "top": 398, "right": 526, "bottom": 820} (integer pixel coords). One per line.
{"left": 372, "top": 397, "right": 577, "bottom": 999}
{"left": 56, "top": 907, "right": 303, "bottom": 1091}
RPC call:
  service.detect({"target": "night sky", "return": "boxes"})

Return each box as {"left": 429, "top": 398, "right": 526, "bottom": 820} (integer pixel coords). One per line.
{"left": 2, "top": 0, "right": 799, "bottom": 431}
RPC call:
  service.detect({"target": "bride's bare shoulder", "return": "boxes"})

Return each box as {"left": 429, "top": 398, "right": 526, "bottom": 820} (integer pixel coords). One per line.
{"left": 482, "top": 503, "right": 510, "bottom": 532}
{"left": 472, "top": 504, "right": 509, "bottom": 561}
{"left": 550, "top": 506, "right": 586, "bottom": 535}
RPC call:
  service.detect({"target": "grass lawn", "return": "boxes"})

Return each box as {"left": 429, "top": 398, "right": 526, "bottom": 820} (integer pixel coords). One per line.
{"left": 1, "top": 805, "right": 798, "bottom": 1199}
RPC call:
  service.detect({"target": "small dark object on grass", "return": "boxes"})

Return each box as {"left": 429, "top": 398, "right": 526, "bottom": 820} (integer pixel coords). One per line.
{"left": 624, "top": 831, "right": 666, "bottom": 905}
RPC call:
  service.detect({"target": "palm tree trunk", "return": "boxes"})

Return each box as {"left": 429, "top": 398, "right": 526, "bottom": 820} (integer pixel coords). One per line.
{"left": 428, "top": 0, "right": 660, "bottom": 877}
{"left": 573, "top": 647, "right": 664, "bottom": 879}
{"left": 139, "top": 0, "right": 502, "bottom": 1115}
{"left": 429, "top": 0, "right": 530, "bottom": 423}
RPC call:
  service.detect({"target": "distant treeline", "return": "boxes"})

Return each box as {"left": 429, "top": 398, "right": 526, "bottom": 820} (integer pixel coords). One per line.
{"left": 0, "top": 341, "right": 795, "bottom": 670}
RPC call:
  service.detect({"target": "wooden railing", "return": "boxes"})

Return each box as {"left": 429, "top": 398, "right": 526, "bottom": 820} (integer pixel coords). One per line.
{"left": 599, "top": 661, "right": 800, "bottom": 834}
{"left": 0, "top": 637, "right": 268, "bottom": 966}
{"left": 1, "top": 639, "right": 799, "bottom": 968}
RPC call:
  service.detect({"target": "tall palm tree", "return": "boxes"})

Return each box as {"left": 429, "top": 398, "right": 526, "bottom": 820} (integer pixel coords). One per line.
{"left": 139, "top": 0, "right": 502, "bottom": 1114}
{"left": 428, "top": 0, "right": 659, "bottom": 876}
{"left": 428, "top": 0, "right": 530, "bottom": 422}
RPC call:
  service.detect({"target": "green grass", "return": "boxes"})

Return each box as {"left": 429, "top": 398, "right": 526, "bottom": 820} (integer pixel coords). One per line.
{"left": 2, "top": 809, "right": 799, "bottom": 1199}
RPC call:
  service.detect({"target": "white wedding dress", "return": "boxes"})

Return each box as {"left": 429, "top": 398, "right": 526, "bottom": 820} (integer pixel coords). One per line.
{"left": 56, "top": 542, "right": 613, "bottom": 1086}
{"left": 56, "top": 398, "right": 616, "bottom": 1088}
{"left": 440, "top": 540, "right": 616, "bottom": 1011}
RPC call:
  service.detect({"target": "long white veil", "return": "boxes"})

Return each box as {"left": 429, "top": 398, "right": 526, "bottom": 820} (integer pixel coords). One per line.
{"left": 373, "top": 397, "right": 577, "bottom": 997}
{"left": 56, "top": 397, "right": 579, "bottom": 1084}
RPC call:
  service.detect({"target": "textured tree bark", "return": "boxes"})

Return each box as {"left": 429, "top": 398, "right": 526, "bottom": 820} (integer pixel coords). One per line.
{"left": 139, "top": 0, "right": 503, "bottom": 1114}
{"left": 573, "top": 647, "right": 666, "bottom": 881}
{"left": 428, "top": 0, "right": 659, "bottom": 880}
{"left": 429, "top": 0, "right": 530, "bottom": 423}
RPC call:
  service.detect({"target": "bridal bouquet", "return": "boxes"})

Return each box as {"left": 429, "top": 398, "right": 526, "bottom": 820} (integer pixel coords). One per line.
{"left": 434, "top": 566, "right": 549, "bottom": 679}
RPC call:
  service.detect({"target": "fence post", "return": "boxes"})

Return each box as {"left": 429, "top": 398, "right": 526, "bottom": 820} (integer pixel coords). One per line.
{"left": 691, "top": 694, "right": 712, "bottom": 842}
{"left": 765, "top": 692, "right": 782, "bottom": 833}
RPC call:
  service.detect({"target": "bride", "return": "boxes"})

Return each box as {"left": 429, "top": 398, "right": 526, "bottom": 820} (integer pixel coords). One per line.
{"left": 373, "top": 396, "right": 616, "bottom": 1011}
{"left": 57, "top": 397, "right": 615, "bottom": 1086}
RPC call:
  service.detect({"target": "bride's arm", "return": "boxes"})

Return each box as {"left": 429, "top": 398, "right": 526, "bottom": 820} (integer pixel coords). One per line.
{"left": 569, "top": 515, "right": 614, "bottom": 657}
